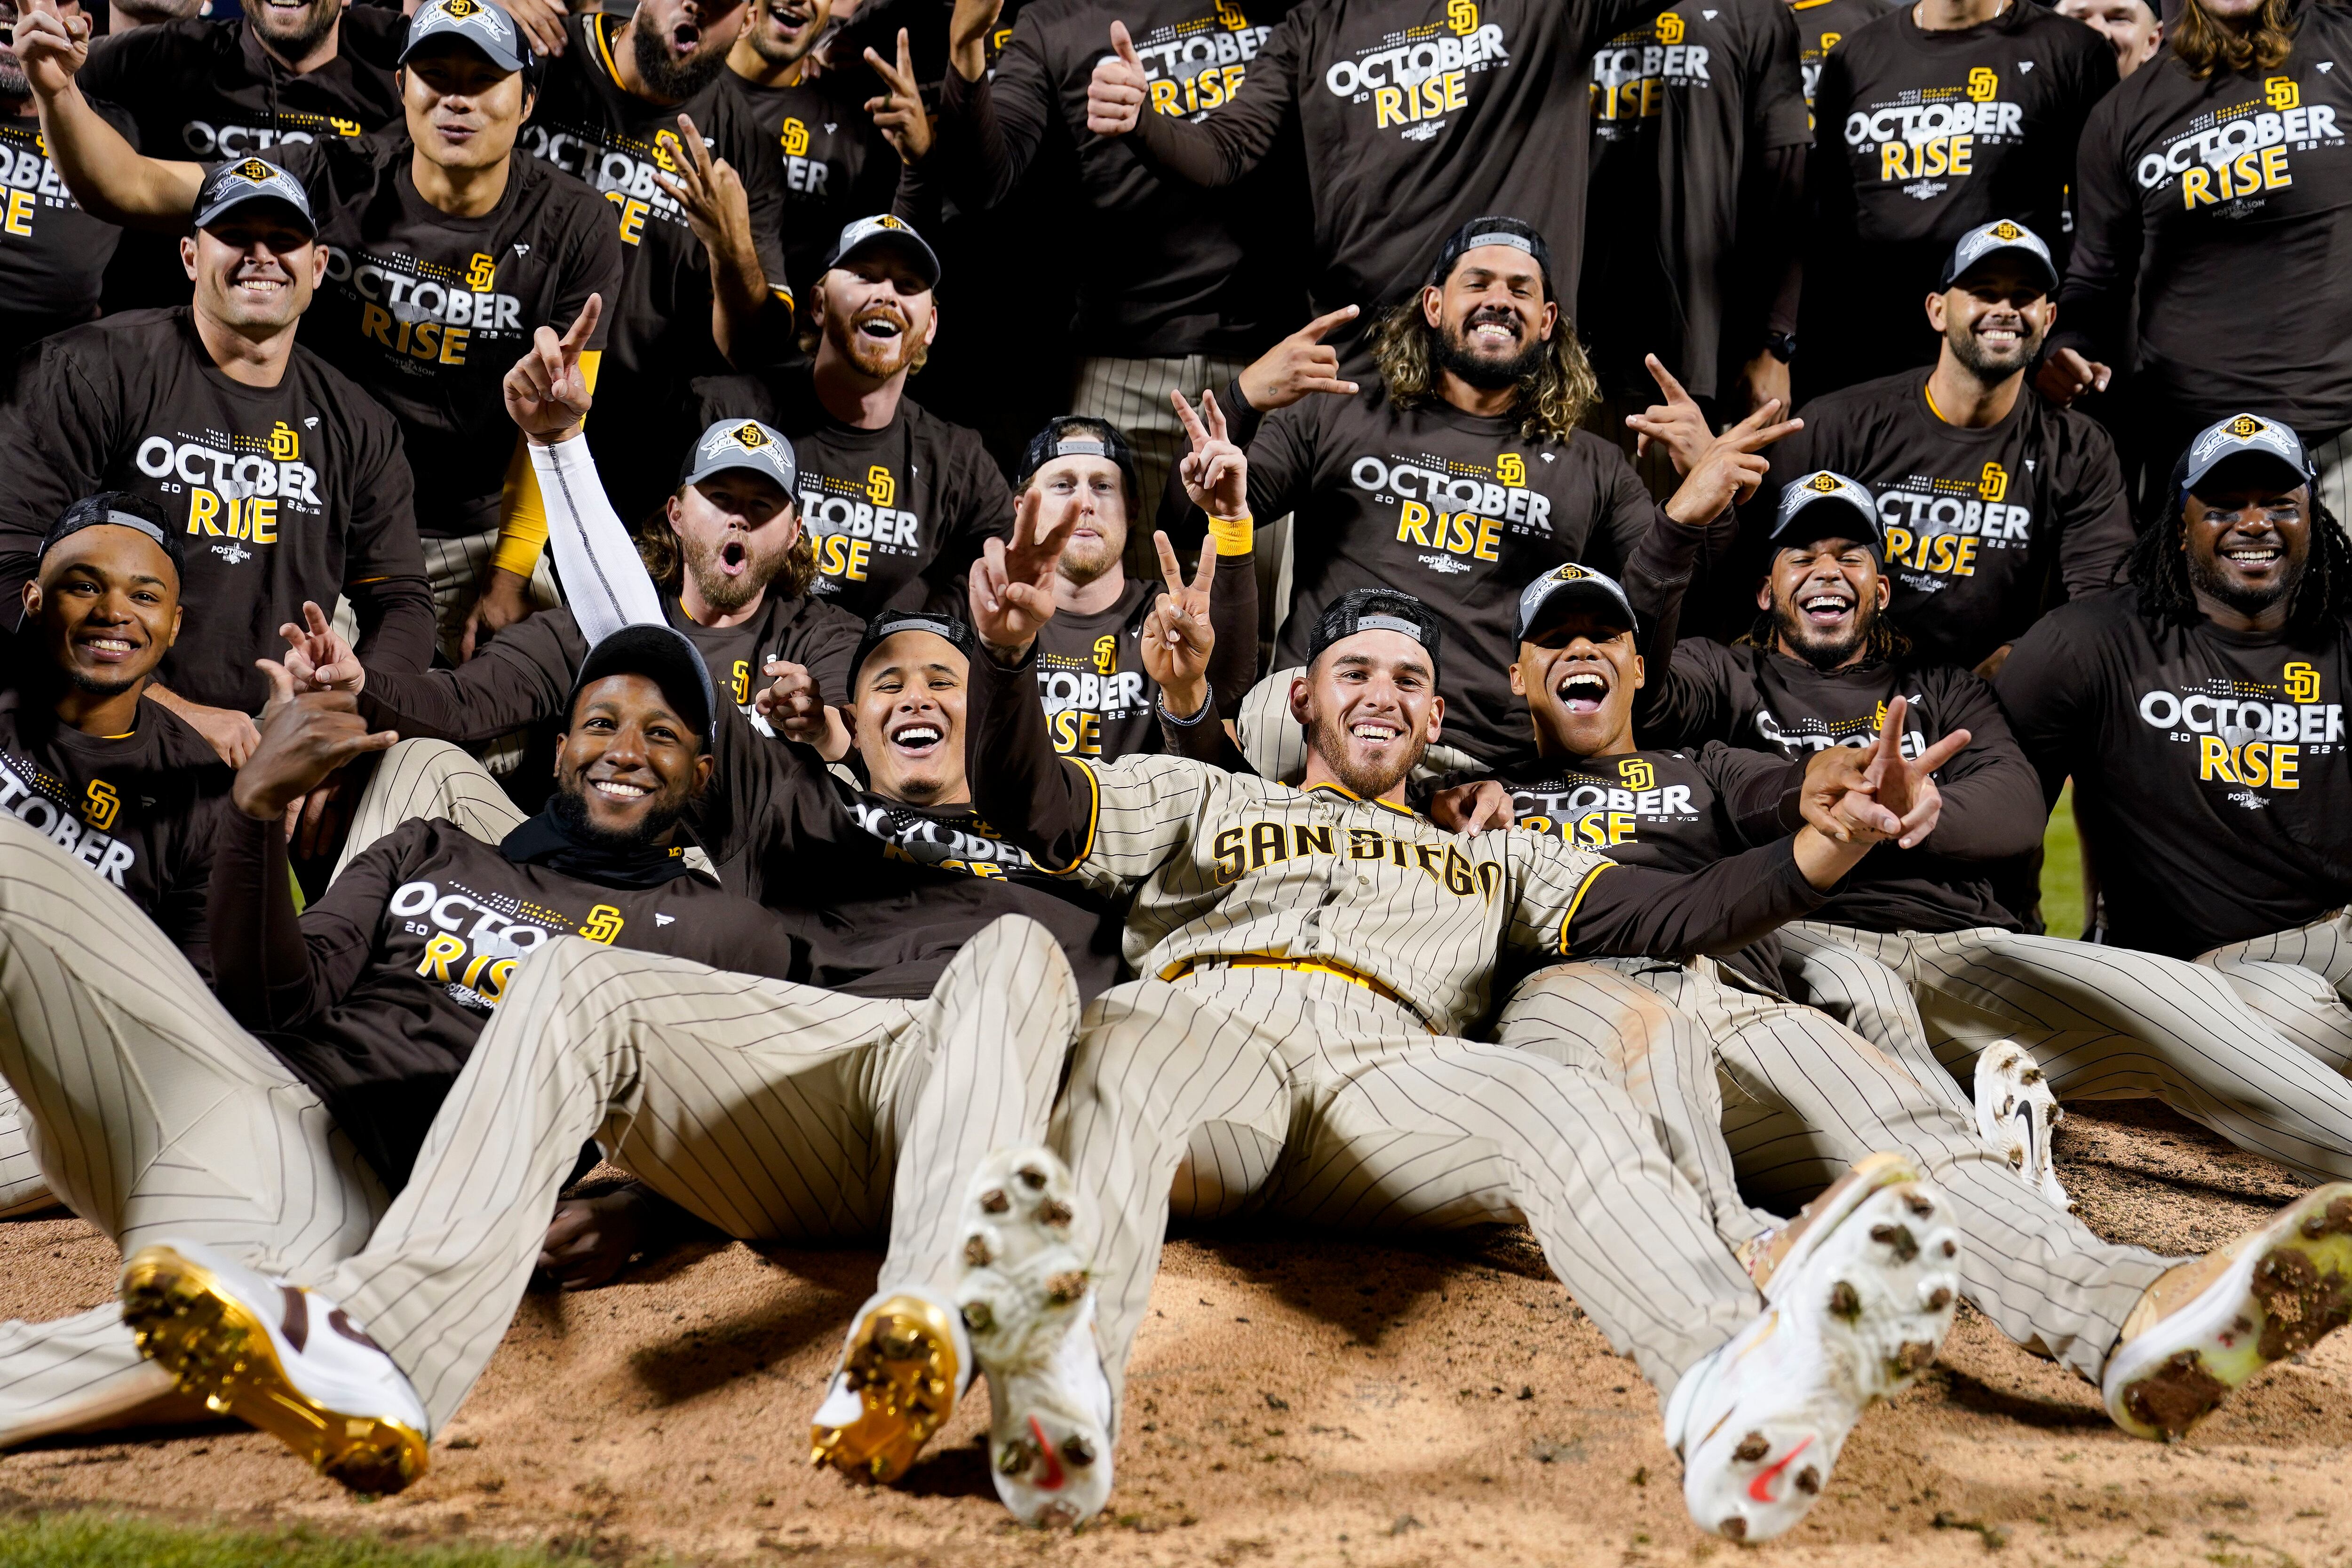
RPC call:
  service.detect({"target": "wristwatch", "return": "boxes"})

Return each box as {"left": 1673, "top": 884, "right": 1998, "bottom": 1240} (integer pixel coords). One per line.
{"left": 1763, "top": 331, "right": 1798, "bottom": 364}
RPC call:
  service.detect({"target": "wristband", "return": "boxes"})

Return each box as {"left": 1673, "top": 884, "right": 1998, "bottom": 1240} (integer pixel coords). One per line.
{"left": 1158, "top": 682, "right": 1214, "bottom": 727}
{"left": 1207, "top": 511, "right": 1253, "bottom": 557}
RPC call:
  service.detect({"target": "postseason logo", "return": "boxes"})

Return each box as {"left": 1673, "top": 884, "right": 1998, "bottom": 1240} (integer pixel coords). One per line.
{"left": 1321, "top": 0, "right": 1509, "bottom": 139}
{"left": 1112, "top": 2, "right": 1277, "bottom": 119}
{"left": 2134, "top": 78, "right": 2343, "bottom": 206}
{"left": 2137, "top": 661, "right": 2341, "bottom": 801}
{"left": 1844, "top": 69, "right": 2025, "bottom": 195}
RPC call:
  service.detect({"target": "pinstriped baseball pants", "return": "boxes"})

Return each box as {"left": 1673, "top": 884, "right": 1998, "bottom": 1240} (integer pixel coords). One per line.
{"left": 2198, "top": 912, "right": 2352, "bottom": 1075}
{"left": 417, "top": 532, "right": 563, "bottom": 668}
{"left": 1500, "top": 959, "right": 2174, "bottom": 1382}
{"left": 316, "top": 915, "right": 1079, "bottom": 1428}
{"left": 1781, "top": 922, "right": 2352, "bottom": 1182}
{"left": 1055, "top": 967, "right": 1765, "bottom": 1423}
{"left": 336, "top": 740, "right": 531, "bottom": 880}
{"left": 0, "top": 814, "right": 392, "bottom": 1443}
{"left": 1071, "top": 354, "right": 1254, "bottom": 545}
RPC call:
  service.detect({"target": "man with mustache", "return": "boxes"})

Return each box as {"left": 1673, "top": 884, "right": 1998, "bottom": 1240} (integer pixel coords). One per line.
{"left": 0, "top": 159, "right": 434, "bottom": 769}
{"left": 694, "top": 215, "right": 1013, "bottom": 620}
{"left": 956, "top": 527, "right": 1971, "bottom": 1539}
{"left": 20, "top": 0, "right": 628, "bottom": 664}
{"left": 1163, "top": 216, "right": 1796, "bottom": 771}
{"left": 1999, "top": 414, "right": 2352, "bottom": 1097}
{"left": 1472, "top": 557, "right": 2352, "bottom": 1462}
{"left": 1724, "top": 221, "right": 2132, "bottom": 675}
{"left": 1633, "top": 466, "right": 2352, "bottom": 1202}
{"left": 0, "top": 0, "right": 132, "bottom": 385}
{"left": 518, "top": 0, "right": 792, "bottom": 525}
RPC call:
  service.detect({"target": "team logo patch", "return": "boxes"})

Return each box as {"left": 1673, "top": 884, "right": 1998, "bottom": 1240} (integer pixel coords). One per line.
{"left": 1966, "top": 66, "right": 1997, "bottom": 101}
{"left": 1497, "top": 453, "right": 1526, "bottom": 486}
{"left": 1808, "top": 472, "right": 1841, "bottom": 493}
{"left": 1551, "top": 563, "right": 1588, "bottom": 581}
{"left": 1656, "top": 11, "right": 1684, "bottom": 42}
{"left": 235, "top": 158, "right": 273, "bottom": 183}
{"left": 780, "top": 117, "right": 810, "bottom": 157}
{"left": 2267, "top": 75, "right": 2300, "bottom": 111}
{"left": 866, "top": 465, "right": 895, "bottom": 506}
{"left": 1617, "top": 757, "right": 1653, "bottom": 791}
{"left": 1092, "top": 635, "right": 1118, "bottom": 675}
{"left": 734, "top": 422, "right": 770, "bottom": 449}
{"left": 578, "top": 905, "right": 624, "bottom": 944}
{"left": 444, "top": 0, "right": 480, "bottom": 16}
{"left": 2231, "top": 415, "right": 2267, "bottom": 438}
{"left": 82, "top": 781, "right": 119, "bottom": 833}
{"left": 1991, "top": 220, "right": 2020, "bottom": 241}
{"left": 2287, "top": 661, "right": 2322, "bottom": 703}
{"left": 1979, "top": 462, "right": 2008, "bottom": 503}
{"left": 269, "top": 421, "right": 301, "bottom": 461}
{"left": 874, "top": 215, "right": 904, "bottom": 230}
{"left": 1215, "top": 0, "right": 1249, "bottom": 29}
{"left": 465, "top": 251, "right": 497, "bottom": 291}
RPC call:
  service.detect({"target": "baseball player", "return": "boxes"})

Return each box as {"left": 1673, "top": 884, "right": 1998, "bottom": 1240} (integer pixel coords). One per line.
{"left": 1018, "top": 405, "right": 1259, "bottom": 761}
{"left": 1472, "top": 563, "right": 2352, "bottom": 1451}
{"left": 0, "top": 157, "right": 435, "bottom": 768}
{"left": 19, "top": 0, "right": 628, "bottom": 661}
{"left": 691, "top": 216, "right": 1012, "bottom": 621}
{"left": 1999, "top": 414, "right": 2352, "bottom": 1082}
{"left": 0, "top": 495, "right": 237, "bottom": 1223}
{"left": 962, "top": 512, "right": 1977, "bottom": 1538}
{"left": 1639, "top": 467, "right": 2352, "bottom": 1189}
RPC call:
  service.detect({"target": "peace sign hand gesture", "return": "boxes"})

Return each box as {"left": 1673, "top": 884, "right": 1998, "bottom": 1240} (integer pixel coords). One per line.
{"left": 1140, "top": 530, "right": 1217, "bottom": 714}
{"left": 1172, "top": 387, "right": 1248, "bottom": 519}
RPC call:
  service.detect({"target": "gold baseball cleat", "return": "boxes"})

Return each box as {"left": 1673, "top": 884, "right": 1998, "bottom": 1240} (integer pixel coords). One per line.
{"left": 119, "top": 1242, "right": 429, "bottom": 1495}
{"left": 809, "top": 1292, "right": 962, "bottom": 1484}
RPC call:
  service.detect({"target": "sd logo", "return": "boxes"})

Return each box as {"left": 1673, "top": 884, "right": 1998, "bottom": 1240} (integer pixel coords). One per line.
{"left": 579, "top": 906, "right": 625, "bottom": 944}
{"left": 1656, "top": 10, "right": 1684, "bottom": 43}
{"left": 1092, "top": 635, "right": 1118, "bottom": 675}
{"left": 2286, "top": 661, "right": 2322, "bottom": 703}
{"left": 1446, "top": 0, "right": 1478, "bottom": 33}
{"left": 2267, "top": 76, "right": 2300, "bottom": 111}
{"left": 1966, "top": 66, "right": 1997, "bottom": 101}
{"left": 1497, "top": 453, "right": 1526, "bottom": 486}
{"left": 866, "top": 466, "right": 895, "bottom": 506}
{"left": 82, "top": 781, "right": 119, "bottom": 832}
{"left": 735, "top": 423, "right": 770, "bottom": 449}
{"left": 780, "top": 117, "right": 810, "bottom": 157}
{"left": 1978, "top": 462, "right": 2008, "bottom": 503}
{"left": 465, "top": 251, "right": 497, "bottom": 291}
{"left": 235, "top": 158, "right": 274, "bottom": 182}
{"left": 268, "top": 421, "right": 301, "bottom": 461}
{"left": 1617, "top": 757, "right": 1653, "bottom": 791}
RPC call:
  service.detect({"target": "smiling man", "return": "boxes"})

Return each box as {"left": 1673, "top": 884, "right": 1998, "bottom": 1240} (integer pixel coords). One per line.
{"left": 2000, "top": 414, "right": 2352, "bottom": 1076}
{"left": 694, "top": 215, "right": 1013, "bottom": 620}
{"left": 1734, "top": 220, "right": 2132, "bottom": 674}
{"left": 0, "top": 157, "right": 434, "bottom": 767}
{"left": 24, "top": 0, "right": 628, "bottom": 662}
{"left": 1163, "top": 215, "right": 1797, "bottom": 769}
{"left": 957, "top": 517, "right": 1973, "bottom": 1537}
{"left": 1638, "top": 463, "right": 2352, "bottom": 1201}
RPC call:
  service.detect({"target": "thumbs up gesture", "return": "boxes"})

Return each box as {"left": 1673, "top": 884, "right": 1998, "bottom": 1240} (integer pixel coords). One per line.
{"left": 1087, "top": 22, "right": 1150, "bottom": 136}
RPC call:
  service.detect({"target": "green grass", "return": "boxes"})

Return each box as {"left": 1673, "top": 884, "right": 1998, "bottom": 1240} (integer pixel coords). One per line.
{"left": 0, "top": 1513, "right": 592, "bottom": 1568}
{"left": 2040, "top": 780, "right": 2085, "bottom": 941}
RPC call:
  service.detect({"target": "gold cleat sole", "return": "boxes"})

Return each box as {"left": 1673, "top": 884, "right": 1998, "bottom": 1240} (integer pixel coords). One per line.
{"left": 809, "top": 1293, "right": 961, "bottom": 1485}
{"left": 119, "top": 1245, "right": 427, "bottom": 1495}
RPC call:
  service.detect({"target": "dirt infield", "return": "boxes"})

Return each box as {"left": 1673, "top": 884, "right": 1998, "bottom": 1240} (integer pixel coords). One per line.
{"left": 1, "top": 1098, "right": 2347, "bottom": 1567}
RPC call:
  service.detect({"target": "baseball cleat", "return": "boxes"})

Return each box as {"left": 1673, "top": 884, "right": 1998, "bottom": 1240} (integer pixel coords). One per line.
{"left": 1740, "top": 1150, "right": 1922, "bottom": 1299}
{"left": 1974, "top": 1042, "right": 2073, "bottom": 1212}
{"left": 956, "top": 1146, "right": 1113, "bottom": 1527}
{"left": 119, "top": 1240, "right": 428, "bottom": 1494}
{"left": 809, "top": 1288, "right": 967, "bottom": 1484}
{"left": 1667, "top": 1163, "right": 1963, "bottom": 1542}
{"left": 2103, "top": 1183, "right": 2352, "bottom": 1441}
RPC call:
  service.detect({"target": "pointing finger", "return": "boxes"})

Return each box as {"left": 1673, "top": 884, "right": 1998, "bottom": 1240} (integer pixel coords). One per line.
{"left": 559, "top": 294, "right": 603, "bottom": 353}
{"left": 1296, "top": 303, "right": 1359, "bottom": 343}
{"left": 1914, "top": 726, "right": 1971, "bottom": 774}
{"left": 1645, "top": 352, "right": 1693, "bottom": 408}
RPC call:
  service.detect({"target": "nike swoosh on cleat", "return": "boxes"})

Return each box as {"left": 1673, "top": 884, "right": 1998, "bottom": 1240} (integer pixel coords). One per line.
{"left": 1028, "top": 1415, "right": 1066, "bottom": 1491}
{"left": 1748, "top": 1434, "right": 1814, "bottom": 1504}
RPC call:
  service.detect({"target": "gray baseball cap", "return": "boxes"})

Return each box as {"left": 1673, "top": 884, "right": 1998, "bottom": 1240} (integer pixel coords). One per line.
{"left": 1512, "top": 562, "right": 1637, "bottom": 643}
{"left": 192, "top": 157, "right": 315, "bottom": 238}
{"left": 1773, "top": 470, "right": 1883, "bottom": 548}
{"left": 400, "top": 0, "right": 531, "bottom": 73}
{"left": 820, "top": 214, "right": 941, "bottom": 290}
{"left": 678, "top": 418, "right": 799, "bottom": 495}
{"left": 2176, "top": 412, "right": 2315, "bottom": 501}
{"left": 1940, "top": 218, "right": 2058, "bottom": 295}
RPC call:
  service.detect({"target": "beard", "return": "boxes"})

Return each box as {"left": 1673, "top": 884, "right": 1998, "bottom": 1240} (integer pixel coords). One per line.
{"left": 1432, "top": 309, "right": 1546, "bottom": 391}
{"left": 631, "top": 16, "right": 732, "bottom": 102}
{"left": 1773, "top": 591, "right": 1880, "bottom": 671}
{"left": 2188, "top": 544, "right": 2303, "bottom": 618}
{"left": 1304, "top": 708, "right": 1419, "bottom": 802}
{"left": 680, "top": 529, "right": 784, "bottom": 614}
{"left": 64, "top": 666, "right": 139, "bottom": 700}
{"left": 0, "top": 53, "right": 24, "bottom": 98}
{"left": 1946, "top": 316, "right": 2046, "bottom": 381}
{"left": 550, "top": 775, "right": 690, "bottom": 852}
{"left": 824, "top": 302, "right": 923, "bottom": 378}
{"left": 249, "top": 0, "right": 343, "bottom": 62}
{"left": 112, "top": 0, "right": 203, "bottom": 18}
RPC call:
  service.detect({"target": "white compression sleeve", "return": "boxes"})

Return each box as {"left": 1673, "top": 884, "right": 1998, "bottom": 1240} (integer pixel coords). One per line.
{"left": 529, "top": 436, "right": 665, "bottom": 643}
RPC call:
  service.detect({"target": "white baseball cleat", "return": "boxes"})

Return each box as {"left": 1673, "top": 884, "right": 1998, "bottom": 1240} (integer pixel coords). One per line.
{"left": 119, "top": 1240, "right": 428, "bottom": 1494}
{"left": 2103, "top": 1183, "right": 2352, "bottom": 1441}
{"left": 1668, "top": 1156, "right": 1963, "bottom": 1543}
{"left": 808, "top": 1286, "right": 970, "bottom": 1485}
{"left": 1974, "top": 1042, "right": 2074, "bottom": 1212}
{"left": 955, "top": 1146, "right": 1113, "bottom": 1527}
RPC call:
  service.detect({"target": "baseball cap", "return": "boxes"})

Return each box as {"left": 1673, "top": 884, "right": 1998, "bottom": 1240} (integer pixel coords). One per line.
{"left": 38, "top": 492, "right": 184, "bottom": 583}
{"left": 565, "top": 624, "right": 717, "bottom": 751}
{"left": 820, "top": 214, "right": 941, "bottom": 291}
{"left": 1017, "top": 416, "right": 1140, "bottom": 504}
{"left": 2176, "top": 412, "right": 2316, "bottom": 501}
{"left": 677, "top": 417, "right": 799, "bottom": 496}
{"left": 399, "top": 0, "right": 530, "bottom": 72}
{"left": 1939, "top": 218, "right": 2059, "bottom": 294}
{"left": 852, "top": 610, "right": 977, "bottom": 688}
{"left": 1512, "top": 562, "right": 1637, "bottom": 645}
{"left": 1426, "top": 215, "right": 1554, "bottom": 295}
{"left": 1772, "top": 470, "right": 1884, "bottom": 549}
{"left": 1307, "top": 587, "right": 1442, "bottom": 677}
{"left": 191, "top": 156, "right": 315, "bottom": 238}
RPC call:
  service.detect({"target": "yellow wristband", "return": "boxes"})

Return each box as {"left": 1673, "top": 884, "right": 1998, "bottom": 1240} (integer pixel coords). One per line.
{"left": 1207, "top": 511, "right": 1254, "bottom": 557}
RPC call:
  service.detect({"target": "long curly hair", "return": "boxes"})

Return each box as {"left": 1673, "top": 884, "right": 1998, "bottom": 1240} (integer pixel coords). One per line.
{"left": 633, "top": 494, "right": 820, "bottom": 602}
{"left": 2169, "top": 0, "right": 2298, "bottom": 78}
{"left": 1369, "top": 298, "right": 1599, "bottom": 445}
{"left": 2127, "top": 486, "right": 2352, "bottom": 638}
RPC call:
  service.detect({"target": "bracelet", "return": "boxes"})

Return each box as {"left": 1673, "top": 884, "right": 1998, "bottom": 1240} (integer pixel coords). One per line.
{"left": 1207, "top": 511, "right": 1253, "bottom": 557}
{"left": 1158, "top": 682, "right": 1214, "bottom": 727}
